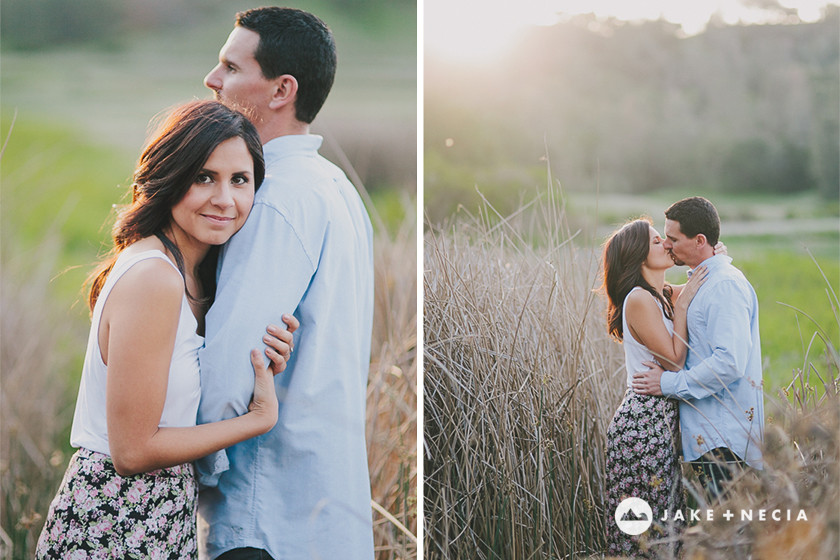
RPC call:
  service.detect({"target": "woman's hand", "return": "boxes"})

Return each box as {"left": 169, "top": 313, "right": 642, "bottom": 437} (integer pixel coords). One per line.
{"left": 247, "top": 348, "right": 279, "bottom": 433}
{"left": 714, "top": 241, "right": 728, "bottom": 256}
{"left": 262, "top": 313, "right": 300, "bottom": 374}
{"left": 246, "top": 313, "right": 299, "bottom": 434}
{"left": 675, "top": 265, "right": 708, "bottom": 309}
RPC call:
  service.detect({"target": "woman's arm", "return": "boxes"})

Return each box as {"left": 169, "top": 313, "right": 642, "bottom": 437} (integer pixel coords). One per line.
{"left": 626, "top": 268, "right": 708, "bottom": 371}
{"left": 103, "top": 260, "right": 277, "bottom": 476}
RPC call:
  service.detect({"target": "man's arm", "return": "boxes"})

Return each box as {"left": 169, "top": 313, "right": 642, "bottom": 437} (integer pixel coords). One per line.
{"left": 198, "top": 202, "right": 318, "bottom": 423}
{"left": 194, "top": 202, "right": 318, "bottom": 486}
{"left": 634, "top": 280, "right": 754, "bottom": 399}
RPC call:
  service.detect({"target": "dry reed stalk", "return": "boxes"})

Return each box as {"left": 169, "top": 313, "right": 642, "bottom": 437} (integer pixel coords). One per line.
{"left": 424, "top": 190, "right": 625, "bottom": 558}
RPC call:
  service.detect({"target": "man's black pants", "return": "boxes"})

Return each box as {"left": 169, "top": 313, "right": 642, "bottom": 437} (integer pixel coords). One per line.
{"left": 216, "top": 548, "right": 275, "bottom": 560}
{"left": 690, "top": 447, "right": 746, "bottom": 501}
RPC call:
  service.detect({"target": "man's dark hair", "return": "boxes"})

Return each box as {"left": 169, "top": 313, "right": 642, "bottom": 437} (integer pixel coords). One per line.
{"left": 236, "top": 7, "right": 336, "bottom": 124}
{"left": 664, "top": 197, "right": 720, "bottom": 246}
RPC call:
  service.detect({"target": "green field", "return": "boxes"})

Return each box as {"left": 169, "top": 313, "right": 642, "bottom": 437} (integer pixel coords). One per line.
{"left": 722, "top": 250, "right": 838, "bottom": 392}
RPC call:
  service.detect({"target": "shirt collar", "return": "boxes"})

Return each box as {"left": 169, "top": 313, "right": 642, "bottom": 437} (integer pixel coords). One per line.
{"left": 687, "top": 253, "right": 731, "bottom": 278}
{"left": 262, "top": 134, "right": 324, "bottom": 160}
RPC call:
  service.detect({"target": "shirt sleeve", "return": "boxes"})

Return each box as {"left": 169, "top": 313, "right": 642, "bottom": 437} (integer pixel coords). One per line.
{"left": 194, "top": 201, "right": 319, "bottom": 486}
{"left": 660, "top": 280, "right": 754, "bottom": 401}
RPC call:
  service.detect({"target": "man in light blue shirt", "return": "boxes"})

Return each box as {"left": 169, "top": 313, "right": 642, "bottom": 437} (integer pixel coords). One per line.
{"left": 196, "top": 7, "right": 374, "bottom": 559}
{"left": 633, "top": 197, "right": 764, "bottom": 500}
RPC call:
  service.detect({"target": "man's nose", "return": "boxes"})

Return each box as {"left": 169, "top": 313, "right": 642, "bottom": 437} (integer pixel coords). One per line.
{"left": 204, "top": 65, "right": 223, "bottom": 92}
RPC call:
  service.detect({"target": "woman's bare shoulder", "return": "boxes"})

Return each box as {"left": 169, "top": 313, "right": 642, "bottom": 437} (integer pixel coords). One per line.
{"left": 109, "top": 245, "right": 183, "bottom": 307}
{"left": 624, "top": 287, "right": 663, "bottom": 325}
{"left": 625, "top": 286, "right": 657, "bottom": 307}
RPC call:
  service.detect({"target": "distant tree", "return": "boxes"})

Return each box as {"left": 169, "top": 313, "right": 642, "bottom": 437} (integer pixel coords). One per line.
{"left": 720, "top": 139, "right": 814, "bottom": 193}
{"left": 808, "top": 8, "right": 840, "bottom": 199}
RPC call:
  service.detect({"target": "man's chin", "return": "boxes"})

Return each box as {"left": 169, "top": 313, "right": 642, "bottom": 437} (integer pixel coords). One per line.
{"left": 212, "top": 96, "right": 256, "bottom": 120}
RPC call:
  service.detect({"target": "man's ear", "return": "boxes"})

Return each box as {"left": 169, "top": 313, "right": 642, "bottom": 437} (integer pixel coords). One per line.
{"left": 695, "top": 233, "right": 708, "bottom": 249}
{"left": 269, "top": 75, "right": 298, "bottom": 110}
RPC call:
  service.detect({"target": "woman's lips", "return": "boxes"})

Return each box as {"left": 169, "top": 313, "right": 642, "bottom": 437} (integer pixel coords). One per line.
{"left": 202, "top": 214, "right": 234, "bottom": 225}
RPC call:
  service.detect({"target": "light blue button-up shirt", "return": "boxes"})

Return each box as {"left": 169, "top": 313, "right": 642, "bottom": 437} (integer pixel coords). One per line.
{"left": 660, "top": 254, "right": 764, "bottom": 469}
{"left": 196, "top": 135, "right": 375, "bottom": 559}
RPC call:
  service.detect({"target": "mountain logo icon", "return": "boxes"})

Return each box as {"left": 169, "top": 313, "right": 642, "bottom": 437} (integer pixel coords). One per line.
{"left": 621, "top": 508, "right": 649, "bottom": 522}
{"left": 615, "top": 497, "right": 653, "bottom": 535}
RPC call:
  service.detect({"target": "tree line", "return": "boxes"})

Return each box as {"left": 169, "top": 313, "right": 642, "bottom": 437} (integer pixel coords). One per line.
{"left": 426, "top": 9, "right": 839, "bottom": 219}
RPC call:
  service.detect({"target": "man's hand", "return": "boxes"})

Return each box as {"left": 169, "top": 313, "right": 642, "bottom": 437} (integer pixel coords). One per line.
{"left": 632, "top": 361, "right": 664, "bottom": 396}
{"left": 263, "top": 313, "right": 300, "bottom": 375}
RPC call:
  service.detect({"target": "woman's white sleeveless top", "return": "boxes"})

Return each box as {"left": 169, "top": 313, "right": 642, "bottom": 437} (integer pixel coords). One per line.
{"left": 70, "top": 250, "right": 203, "bottom": 455}
{"left": 621, "top": 286, "right": 674, "bottom": 387}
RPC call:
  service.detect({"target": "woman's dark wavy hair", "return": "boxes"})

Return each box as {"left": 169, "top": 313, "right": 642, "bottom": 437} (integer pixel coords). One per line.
{"left": 87, "top": 100, "right": 264, "bottom": 312}
{"left": 602, "top": 218, "right": 674, "bottom": 341}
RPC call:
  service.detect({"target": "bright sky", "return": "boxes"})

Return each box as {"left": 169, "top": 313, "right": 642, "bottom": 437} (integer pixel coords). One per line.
{"left": 425, "top": 0, "right": 838, "bottom": 63}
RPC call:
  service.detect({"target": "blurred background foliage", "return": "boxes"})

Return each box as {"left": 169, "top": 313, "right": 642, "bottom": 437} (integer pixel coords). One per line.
{"left": 425, "top": 5, "right": 839, "bottom": 223}
{"left": 2, "top": 0, "right": 416, "bottom": 299}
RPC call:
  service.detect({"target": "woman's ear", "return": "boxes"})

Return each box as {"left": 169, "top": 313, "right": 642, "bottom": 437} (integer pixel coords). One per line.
{"left": 269, "top": 75, "right": 298, "bottom": 111}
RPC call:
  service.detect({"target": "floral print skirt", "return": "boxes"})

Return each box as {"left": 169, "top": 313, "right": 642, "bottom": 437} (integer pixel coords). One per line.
{"left": 606, "top": 389, "right": 685, "bottom": 558}
{"left": 36, "top": 447, "right": 198, "bottom": 559}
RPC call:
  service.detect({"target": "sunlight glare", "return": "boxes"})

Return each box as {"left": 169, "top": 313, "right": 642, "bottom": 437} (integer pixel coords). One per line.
{"left": 426, "top": 0, "right": 561, "bottom": 63}
{"left": 781, "top": 0, "right": 828, "bottom": 21}
{"left": 427, "top": 0, "right": 837, "bottom": 62}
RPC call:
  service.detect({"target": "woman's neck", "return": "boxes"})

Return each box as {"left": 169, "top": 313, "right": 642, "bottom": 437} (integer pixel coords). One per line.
{"left": 156, "top": 228, "right": 208, "bottom": 332}
{"left": 159, "top": 227, "right": 208, "bottom": 281}
{"left": 641, "top": 267, "right": 666, "bottom": 294}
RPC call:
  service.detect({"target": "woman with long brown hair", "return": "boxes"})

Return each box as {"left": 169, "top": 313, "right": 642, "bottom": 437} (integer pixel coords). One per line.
{"left": 602, "top": 217, "right": 711, "bottom": 558}
{"left": 37, "top": 100, "right": 295, "bottom": 558}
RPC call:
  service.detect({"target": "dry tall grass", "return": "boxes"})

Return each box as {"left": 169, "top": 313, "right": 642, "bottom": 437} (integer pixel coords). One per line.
{"left": 424, "top": 189, "right": 625, "bottom": 558}
{"left": 368, "top": 217, "right": 419, "bottom": 560}
{"left": 423, "top": 188, "right": 839, "bottom": 559}
{"left": 0, "top": 236, "right": 81, "bottom": 559}
{"left": 0, "top": 222, "right": 418, "bottom": 559}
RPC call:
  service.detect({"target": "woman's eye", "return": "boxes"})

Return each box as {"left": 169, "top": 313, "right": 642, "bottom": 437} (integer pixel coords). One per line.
{"left": 232, "top": 175, "right": 249, "bottom": 186}
{"left": 195, "top": 174, "right": 213, "bottom": 184}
